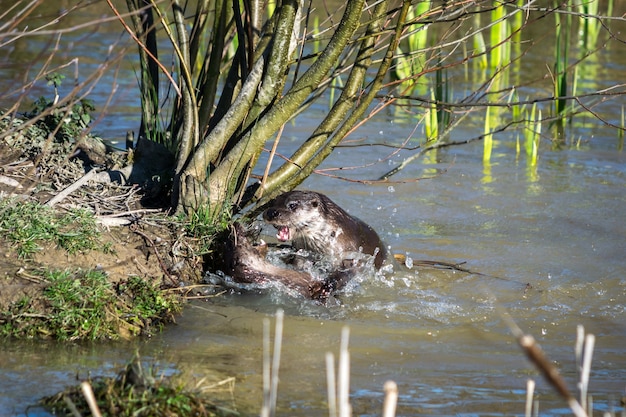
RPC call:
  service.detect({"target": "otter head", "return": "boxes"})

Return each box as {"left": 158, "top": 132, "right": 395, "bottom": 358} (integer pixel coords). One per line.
{"left": 263, "top": 191, "right": 340, "bottom": 254}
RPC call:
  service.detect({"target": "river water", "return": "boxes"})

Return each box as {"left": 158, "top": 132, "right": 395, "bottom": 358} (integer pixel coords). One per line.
{"left": 1, "top": 1, "right": 625, "bottom": 416}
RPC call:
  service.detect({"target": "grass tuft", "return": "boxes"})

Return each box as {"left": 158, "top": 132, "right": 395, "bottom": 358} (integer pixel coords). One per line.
{"left": 42, "top": 356, "right": 237, "bottom": 417}
{"left": 0, "top": 198, "right": 105, "bottom": 258}
{"left": 0, "top": 270, "right": 179, "bottom": 340}
{"left": 180, "top": 203, "right": 230, "bottom": 255}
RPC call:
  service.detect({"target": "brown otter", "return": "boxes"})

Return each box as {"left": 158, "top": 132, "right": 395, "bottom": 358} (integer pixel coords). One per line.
{"left": 224, "top": 222, "right": 339, "bottom": 300}
{"left": 263, "top": 190, "right": 386, "bottom": 268}
{"left": 220, "top": 191, "right": 385, "bottom": 300}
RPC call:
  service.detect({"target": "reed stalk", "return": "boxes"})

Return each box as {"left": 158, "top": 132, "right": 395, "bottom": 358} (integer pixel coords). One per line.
{"left": 501, "top": 309, "right": 592, "bottom": 417}
{"left": 575, "top": 325, "right": 596, "bottom": 414}
{"left": 312, "top": 15, "right": 321, "bottom": 55}
{"left": 576, "top": 0, "right": 600, "bottom": 52}
{"left": 80, "top": 382, "right": 103, "bottom": 417}
{"left": 326, "top": 352, "right": 338, "bottom": 417}
{"left": 553, "top": 9, "right": 571, "bottom": 125}
{"left": 435, "top": 66, "right": 450, "bottom": 132}
{"left": 394, "top": 1, "right": 430, "bottom": 87}
{"left": 382, "top": 381, "right": 398, "bottom": 417}
{"left": 524, "top": 379, "right": 535, "bottom": 417}
{"left": 338, "top": 327, "right": 351, "bottom": 417}
{"left": 473, "top": 13, "right": 488, "bottom": 71}
{"left": 619, "top": 106, "right": 625, "bottom": 151}
{"left": 509, "top": 89, "right": 522, "bottom": 157}
{"left": 483, "top": 105, "right": 493, "bottom": 163}
{"left": 425, "top": 88, "right": 438, "bottom": 142}
{"left": 524, "top": 103, "right": 541, "bottom": 166}
{"left": 261, "top": 309, "right": 284, "bottom": 417}
{"left": 489, "top": 1, "right": 507, "bottom": 72}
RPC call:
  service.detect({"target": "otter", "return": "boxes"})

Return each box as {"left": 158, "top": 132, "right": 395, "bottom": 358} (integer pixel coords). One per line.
{"left": 220, "top": 191, "right": 385, "bottom": 300}
{"left": 224, "top": 222, "right": 340, "bottom": 300}
{"left": 263, "top": 190, "right": 386, "bottom": 269}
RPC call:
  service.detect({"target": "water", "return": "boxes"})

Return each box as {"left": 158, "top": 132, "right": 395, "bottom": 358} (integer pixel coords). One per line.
{"left": 1, "top": 1, "right": 625, "bottom": 416}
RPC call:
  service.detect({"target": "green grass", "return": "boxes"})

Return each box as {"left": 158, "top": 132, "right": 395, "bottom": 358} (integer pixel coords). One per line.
{"left": 0, "top": 198, "right": 105, "bottom": 258}
{"left": 42, "top": 357, "right": 236, "bottom": 417}
{"left": 180, "top": 202, "right": 231, "bottom": 255}
{"left": 0, "top": 270, "right": 179, "bottom": 340}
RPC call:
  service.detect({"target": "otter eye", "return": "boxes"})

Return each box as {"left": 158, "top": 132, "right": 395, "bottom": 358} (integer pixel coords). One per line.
{"left": 287, "top": 202, "right": 299, "bottom": 211}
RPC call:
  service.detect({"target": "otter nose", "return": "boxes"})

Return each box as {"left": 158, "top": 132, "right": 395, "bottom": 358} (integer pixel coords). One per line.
{"left": 264, "top": 208, "right": 279, "bottom": 221}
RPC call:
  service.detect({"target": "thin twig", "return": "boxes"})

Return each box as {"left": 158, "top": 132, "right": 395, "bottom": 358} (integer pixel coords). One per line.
{"left": 104, "top": 0, "right": 181, "bottom": 97}
{"left": 16, "top": 268, "right": 47, "bottom": 283}
{"left": 130, "top": 223, "right": 177, "bottom": 286}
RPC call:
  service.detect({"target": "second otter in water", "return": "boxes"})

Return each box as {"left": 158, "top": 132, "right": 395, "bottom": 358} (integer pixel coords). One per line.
{"left": 263, "top": 191, "right": 386, "bottom": 268}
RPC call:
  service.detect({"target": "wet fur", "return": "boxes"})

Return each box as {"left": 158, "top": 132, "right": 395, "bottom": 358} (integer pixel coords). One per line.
{"left": 222, "top": 191, "right": 385, "bottom": 300}
{"left": 225, "top": 223, "right": 332, "bottom": 299}
{"left": 263, "top": 191, "right": 386, "bottom": 268}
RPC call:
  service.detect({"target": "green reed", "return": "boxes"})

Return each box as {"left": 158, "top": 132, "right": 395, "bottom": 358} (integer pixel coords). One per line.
{"left": 524, "top": 102, "right": 542, "bottom": 166}
{"left": 489, "top": 1, "right": 510, "bottom": 73}
{"left": 553, "top": 8, "right": 571, "bottom": 123}
{"left": 478, "top": 1, "right": 516, "bottom": 163}
{"left": 424, "top": 65, "right": 450, "bottom": 142}
{"left": 394, "top": 1, "right": 430, "bottom": 84}
{"left": 472, "top": 19, "right": 488, "bottom": 71}
{"left": 577, "top": 0, "right": 601, "bottom": 52}
{"left": 424, "top": 88, "right": 438, "bottom": 141}
{"left": 510, "top": 89, "right": 523, "bottom": 156}
{"left": 435, "top": 65, "right": 450, "bottom": 129}
{"left": 312, "top": 15, "right": 321, "bottom": 55}
{"left": 483, "top": 105, "right": 493, "bottom": 163}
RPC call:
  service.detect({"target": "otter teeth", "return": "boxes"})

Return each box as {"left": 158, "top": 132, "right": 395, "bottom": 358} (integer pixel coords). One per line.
{"left": 276, "top": 226, "right": 291, "bottom": 241}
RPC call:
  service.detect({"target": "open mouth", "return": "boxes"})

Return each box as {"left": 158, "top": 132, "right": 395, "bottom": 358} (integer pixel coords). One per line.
{"left": 275, "top": 225, "right": 291, "bottom": 241}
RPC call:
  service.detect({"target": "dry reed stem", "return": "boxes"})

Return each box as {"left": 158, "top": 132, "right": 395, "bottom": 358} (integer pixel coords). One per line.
{"left": 382, "top": 380, "right": 398, "bottom": 417}
{"left": 270, "top": 310, "right": 284, "bottom": 417}
{"left": 525, "top": 379, "right": 535, "bottom": 417}
{"left": 518, "top": 334, "right": 573, "bottom": 400}
{"left": 80, "top": 381, "right": 102, "bottom": 417}
{"left": 261, "top": 309, "right": 284, "bottom": 417}
{"left": 500, "top": 308, "right": 590, "bottom": 417}
{"left": 339, "top": 326, "right": 351, "bottom": 417}
{"left": 518, "top": 334, "right": 589, "bottom": 417}
{"left": 577, "top": 326, "right": 595, "bottom": 414}
{"left": 326, "top": 352, "right": 337, "bottom": 417}
{"left": 261, "top": 318, "right": 271, "bottom": 417}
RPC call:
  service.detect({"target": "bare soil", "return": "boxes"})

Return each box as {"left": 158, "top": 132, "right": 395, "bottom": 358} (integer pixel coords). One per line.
{"left": 0, "top": 127, "right": 205, "bottom": 325}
